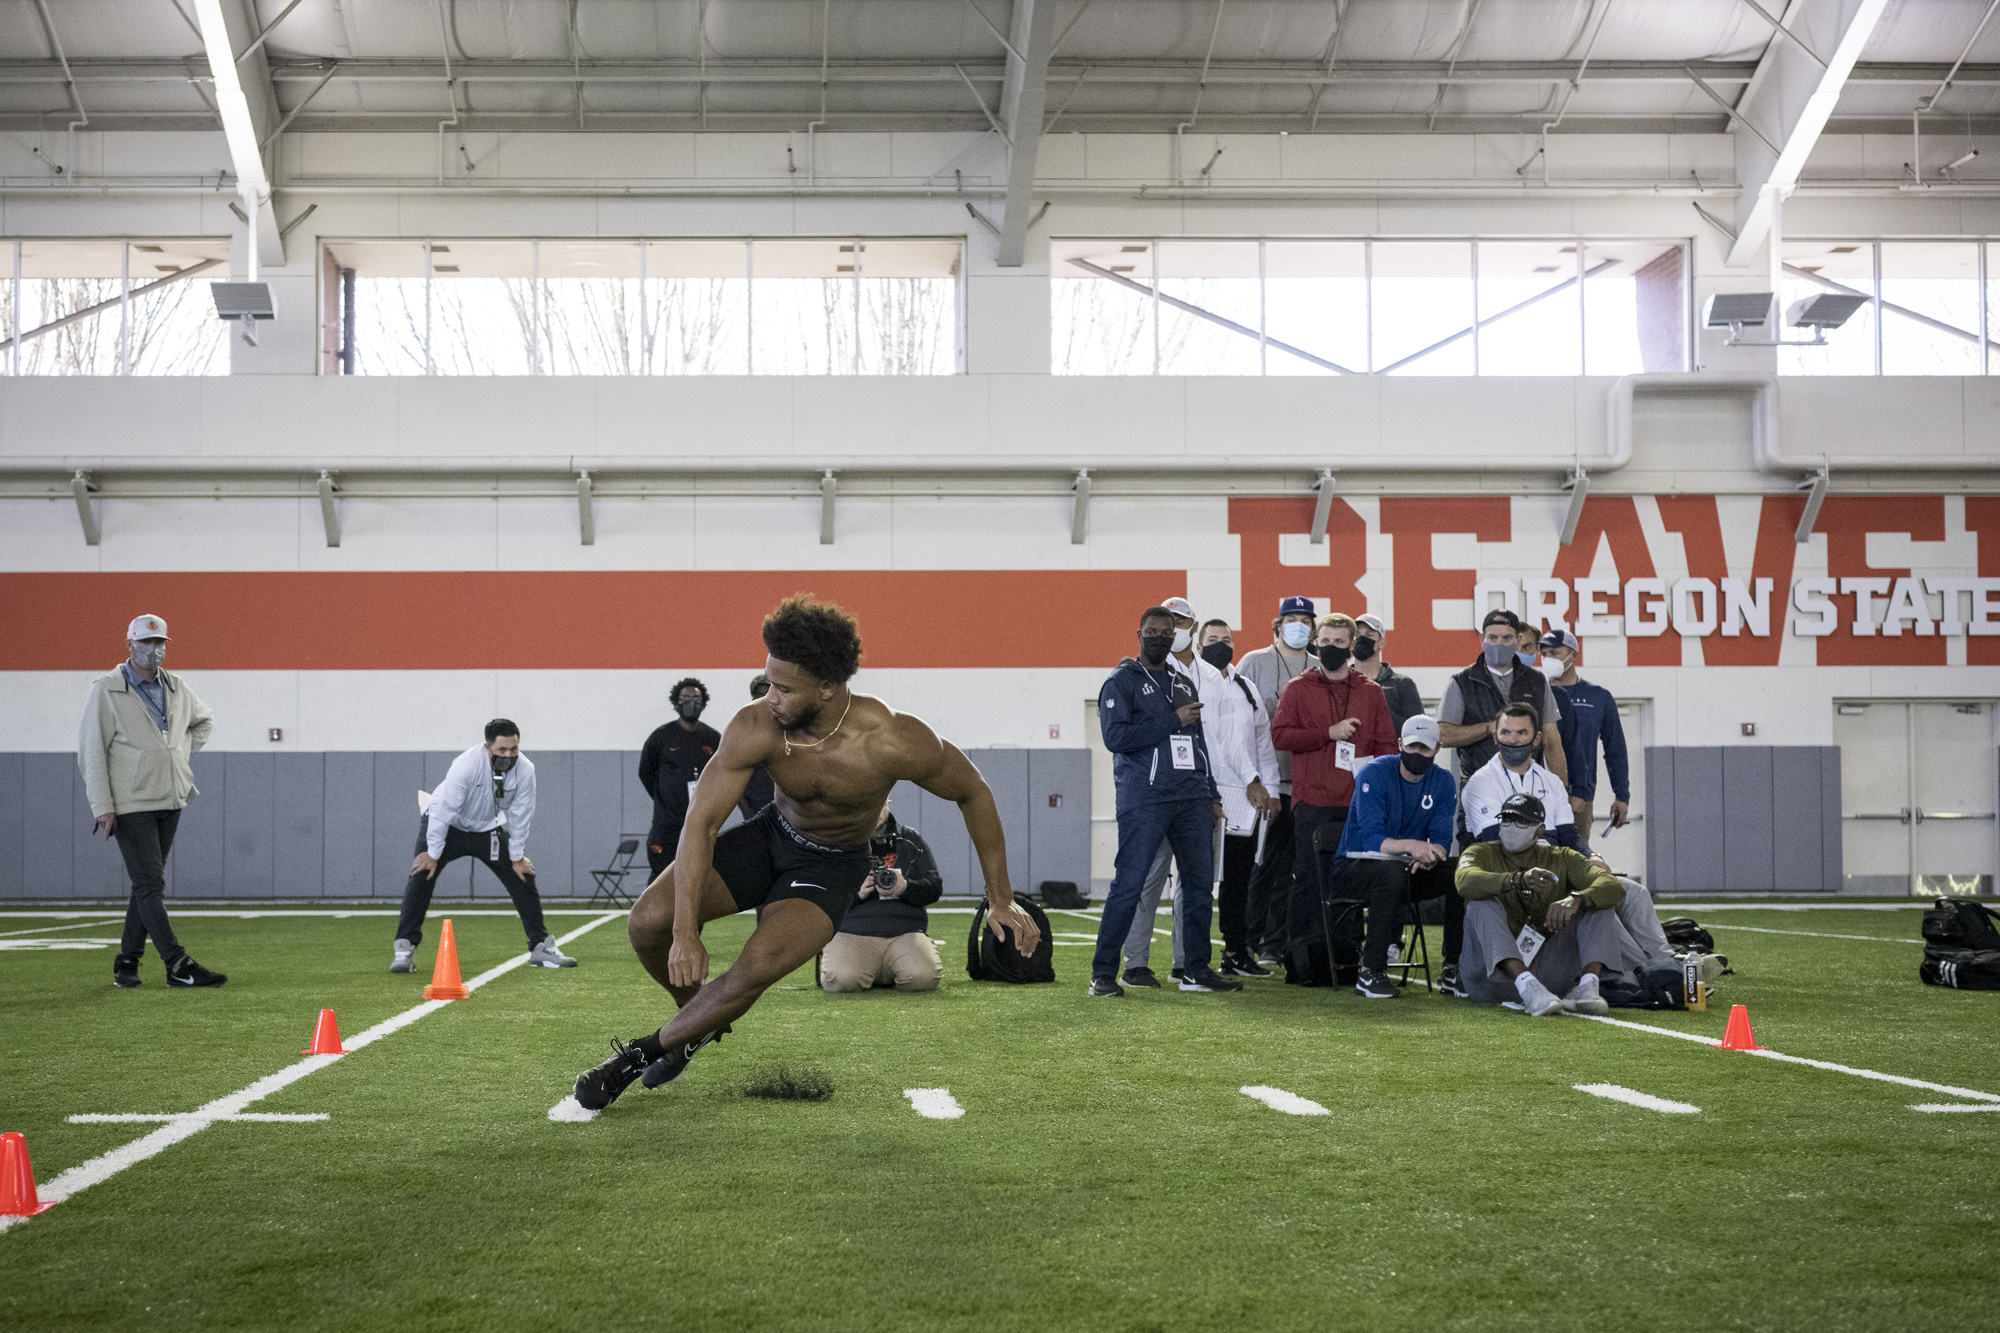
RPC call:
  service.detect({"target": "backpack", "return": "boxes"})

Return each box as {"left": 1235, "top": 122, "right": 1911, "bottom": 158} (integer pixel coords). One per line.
{"left": 966, "top": 900, "right": 1056, "bottom": 984}
{"left": 1601, "top": 966, "right": 1689, "bottom": 1011}
{"left": 1036, "top": 880, "right": 1090, "bottom": 911}
{"left": 1920, "top": 899, "right": 2000, "bottom": 990}
{"left": 1661, "top": 917, "right": 1715, "bottom": 953}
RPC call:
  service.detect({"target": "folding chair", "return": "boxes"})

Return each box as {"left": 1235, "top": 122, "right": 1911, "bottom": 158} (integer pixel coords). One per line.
{"left": 1312, "top": 823, "right": 1367, "bottom": 986}
{"left": 587, "top": 836, "right": 644, "bottom": 908}
{"left": 1387, "top": 869, "right": 1435, "bottom": 991}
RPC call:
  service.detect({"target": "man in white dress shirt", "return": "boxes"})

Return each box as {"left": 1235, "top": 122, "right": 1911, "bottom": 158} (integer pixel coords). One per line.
{"left": 390, "top": 718, "right": 576, "bottom": 973}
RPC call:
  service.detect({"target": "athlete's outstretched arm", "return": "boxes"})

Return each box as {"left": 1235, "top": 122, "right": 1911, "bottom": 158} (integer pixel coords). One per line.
{"left": 667, "top": 705, "right": 763, "bottom": 987}
{"left": 910, "top": 732, "right": 1043, "bottom": 957}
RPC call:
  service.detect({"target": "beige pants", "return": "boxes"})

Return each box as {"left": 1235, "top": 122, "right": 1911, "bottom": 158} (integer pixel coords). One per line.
{"left": 820, "top": 931, "right": 944, "bottom": 993}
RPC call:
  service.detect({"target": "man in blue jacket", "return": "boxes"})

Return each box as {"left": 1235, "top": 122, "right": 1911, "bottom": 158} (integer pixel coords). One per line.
{"left": 1330, "top": 716, "right": 1461, "bottom": 999}
{"left": 1539, "top": 630, "right": 1630, "bottom": 851}
{"left": 1089, "top": 606, "right": 1242, "bottom": 997}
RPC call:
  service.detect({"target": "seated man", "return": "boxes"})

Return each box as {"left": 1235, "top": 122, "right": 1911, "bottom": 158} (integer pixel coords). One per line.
{"left": 820, "top": 802, "right": 945, "bottom": 994}
{"left": 1461, "top": 703, "right": 1585, "bottom": 851}
{"left": 1455, "top": 793, "right": 1644, "bottom": 1016}
{"left": 1328, "top": 716, "right": 1461, "bottom": 1000}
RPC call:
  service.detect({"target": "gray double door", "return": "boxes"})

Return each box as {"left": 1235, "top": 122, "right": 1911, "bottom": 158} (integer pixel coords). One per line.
{"left": 1836, "top": 700, "right": 1998, "bottom": 896}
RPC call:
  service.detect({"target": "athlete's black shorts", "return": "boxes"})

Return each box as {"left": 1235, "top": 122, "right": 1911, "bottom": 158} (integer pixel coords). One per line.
{"left": 712, "top": 804, "right": 871, "bottom": 931}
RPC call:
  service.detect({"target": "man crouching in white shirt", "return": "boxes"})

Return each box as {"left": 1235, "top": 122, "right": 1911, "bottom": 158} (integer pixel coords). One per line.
{"left": 391, "top": 718, "right": 577, "bottom": 973}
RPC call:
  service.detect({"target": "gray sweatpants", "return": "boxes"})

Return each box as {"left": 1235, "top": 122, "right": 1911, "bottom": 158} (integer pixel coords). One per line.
{"left": 1122, "top": 840, "right": 1191, "bottom": 972}
{"left": 1613, "top": 878, "right": 1676, "bottom": 970}
{"left": 1460, "top": 898, "right": 1642, "bottom": 1004}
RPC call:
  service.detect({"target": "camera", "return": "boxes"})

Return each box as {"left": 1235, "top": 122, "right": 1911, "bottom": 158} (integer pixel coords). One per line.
{"left": 872, "top": 864, "right": 897, "bottom": 894}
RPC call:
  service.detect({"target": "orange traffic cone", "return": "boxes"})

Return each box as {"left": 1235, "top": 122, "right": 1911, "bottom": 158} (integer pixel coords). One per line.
{"left": 423, "top": 919, "right": 469, "bottom": 1001}
{"left": 1716, "top": 1003, "right": 1768, "bottom": 1051}
{"left": 0, "top": 1132, "right": 56, "bottom": 1217}
{"left": 300, "top": 1008, "right": 347, "bottom": 1055}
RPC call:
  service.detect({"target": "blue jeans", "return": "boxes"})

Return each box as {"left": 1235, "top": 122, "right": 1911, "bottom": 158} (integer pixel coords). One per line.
{"left": 1093, "top": 798, "right": 1215, "bottom": 979}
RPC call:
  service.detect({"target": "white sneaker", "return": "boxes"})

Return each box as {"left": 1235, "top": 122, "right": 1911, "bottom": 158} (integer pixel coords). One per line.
{"left": 390, "top": 939, "right": 415, "bottom": 974}
{"left": 1514, "top": 971, "right": 1564, "bottom": 1016}
{"left": 1563, "top": 972, "right": 1609, "bottom": 1016}
{"left": 529, "top": 938, "right": 578, "bottom": 968}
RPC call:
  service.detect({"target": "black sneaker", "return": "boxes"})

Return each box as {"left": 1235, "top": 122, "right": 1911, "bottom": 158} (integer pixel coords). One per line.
{"left": 1354, "top": 966, "right": 1399, "bottom": 1000}
{"left": 1168, "top": 967, "right": 1186, "bottom": 982}
{"left": 641, "top": 1029, "right": 722, "bottom": 1090}
{"left": 112, "top": 954, "right": 140, "bottom": 989}
{"left": 166, "top": 956, "right": 226, "bottom": 987}
{"left": 1179, "top": 968, "right": 1244, "bottom": 993}
{"left": 1254, "top": 950, "right": 1284, "bottom": 969}
{"left": 573, "top": 1038, "right": 649, "bottom": 1110}
{"left": 1219, "top": 952, "right": 1270, "bottom": 979}
{"left": 1087, "top": 976, "right": 1124, "bottom": 998}
{"left": 1121, "top": 967, "right": 1161, "bottom": 989}
{"left": 1437, "top": 965, "right": 1469, "bottom": 999}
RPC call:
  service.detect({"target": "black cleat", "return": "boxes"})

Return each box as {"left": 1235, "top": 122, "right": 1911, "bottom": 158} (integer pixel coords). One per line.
{"left": 166, "top": 956, "right": 226, "bottom": 987}
{"left": 1179, "top": 967, "right": 1244, "bottom": 993}
{"left": 1121, "top": 967, "right": 1161, "bottom": 989}
{"left": 641, "top": 1029, "right": 722, "bottom": 1090}
{"left": 112, "top": 954, "right": 141, "bottom": 988}
{"left": 1219, "top": 952, "right": 1270, "bottom": 979}
{"left": 573, "top": 1038, "right": 649, "bottom": 1111}
{"left": 1087, "top": 975, "right": 1124, "bottom": 998}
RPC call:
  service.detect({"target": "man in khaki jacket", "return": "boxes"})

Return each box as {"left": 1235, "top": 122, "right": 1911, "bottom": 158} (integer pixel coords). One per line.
{"left": 79, "top": 614, "right": 226, "bottom": 988}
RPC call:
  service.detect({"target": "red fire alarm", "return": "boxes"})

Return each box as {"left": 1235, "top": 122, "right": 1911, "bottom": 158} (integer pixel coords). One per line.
{"left": 269, "top": 728, "right": 283, "bottom": 742}
{"left": 1740, "top": 722, "right": 1756, "bottom": 737}
{"left": 1049, "top": 724, "right": 1061, "bottom": 739}
{"left": 1048, "top": 795, "right": 1063, "bottom": 808}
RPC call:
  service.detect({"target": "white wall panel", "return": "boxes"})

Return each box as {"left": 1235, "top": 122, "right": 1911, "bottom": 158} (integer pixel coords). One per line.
{"left": 296, "top": 497, "right": 497, "bottom": 571}
{"left": 95, "top": 497, "right": 301, "bottom": 571}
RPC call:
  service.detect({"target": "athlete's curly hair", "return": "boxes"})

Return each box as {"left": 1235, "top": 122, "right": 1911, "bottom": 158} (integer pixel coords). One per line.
{"left": 761, "top": 594, "right": 863, "bottom": 684}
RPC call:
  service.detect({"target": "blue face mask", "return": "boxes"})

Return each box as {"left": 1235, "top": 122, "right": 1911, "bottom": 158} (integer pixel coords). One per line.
{"left": 1515, "top": 650, "right": 1538, "bottom": 668}
{"left": 1482, "top": 640, "right": 1514, "bottom": 669}
{"left": 1281, "top": 622, "right": 1312, "bottom": 650}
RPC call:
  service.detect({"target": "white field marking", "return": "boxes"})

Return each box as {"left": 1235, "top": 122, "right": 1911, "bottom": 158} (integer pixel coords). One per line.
{"left": 1574, "top": 1083, "right": 1701, "bottom": 1114}
{"left": 0, "top": 918, "right": 123, "bottom": 938}
{"left": 903, "top": 1088, "right": 965, "bottom": 1120}
{"left": 1565, "top": 1011, "right": 2000, "bottom": 1104}
{"left": 66, "top": 1104, "right": 326, "bottom": 1112}
{"left": 67, "top": 1113, "right": 328, "bottom": 1124}
{"left": 1240, "top": 1086, "right": 1331, "bottom": 1116}
{"left": 0, "top": 912, "right": 622, "bottom": 1237}
{"left": 1716, "top": 924, "right": 1923, "bottom": 944}
{"left": 547, "top": 1096, "right": 598, "bottom": 1123}
{"left": 1910, "top": 1103, "right": 2000, "bottom": 1113}
{"left": 0, "top": 937, "right": 123, "bottom": 951}
{"left": 1656, "top": 903, "right": 1922, "bottom": 913}
{"left": 0, "top": 909, "right": 630, "bottom": 920}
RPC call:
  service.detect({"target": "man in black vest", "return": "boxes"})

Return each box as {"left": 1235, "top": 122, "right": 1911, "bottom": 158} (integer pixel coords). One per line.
{"left": 1437, "top": 610, "right": 1568, "bottom": 792}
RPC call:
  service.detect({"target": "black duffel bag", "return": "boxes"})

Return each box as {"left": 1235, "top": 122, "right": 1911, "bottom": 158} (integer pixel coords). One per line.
{"left": 1919, "top": 898, "right": 2000, "bottom": 990}
{"left": 1921, "top": 948, "right": 2000, "bottom": 990}
{"left": 966, "top": 899, "right": 1056, "bottom": 984}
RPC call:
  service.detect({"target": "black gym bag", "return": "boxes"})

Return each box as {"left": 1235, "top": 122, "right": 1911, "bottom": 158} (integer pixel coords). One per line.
{"left": 1661, "top": 917, "right": 1715, "bottom": 953}
{"left": 966, "top": 900, "right": 1056, "bottom": 984}
{"left": 1600, "top": 966, "right": 1690, "bottom": 1010}
{"left": 1036, "top": 880, "right": 1090, "bottom": 911}
{"left": 1920, "top": 899, "right": 2000, "bottom": 990}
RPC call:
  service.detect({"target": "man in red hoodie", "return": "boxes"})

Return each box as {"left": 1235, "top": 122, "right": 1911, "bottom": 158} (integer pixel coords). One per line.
{"left": 1270, "top": 612, "right": 1397, "bottom": 984}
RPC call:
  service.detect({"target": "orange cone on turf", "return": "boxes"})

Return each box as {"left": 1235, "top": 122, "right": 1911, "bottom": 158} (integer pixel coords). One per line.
{"left": 423, "top": 918, "right": 469, "bottom": 1000}
{"left": 300, "top": 1008, "right": 347, "bottom": 1055}
{"left": 1, "top": 1132, "right": 56, "bottom": 1217}
{"left": 1716, "top": 1003, "right": 1768, "bottom": 1051}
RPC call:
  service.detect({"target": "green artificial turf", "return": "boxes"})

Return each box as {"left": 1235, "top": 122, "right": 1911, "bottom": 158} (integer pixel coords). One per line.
{"left": 2, "top": 903, "right": 1996, "bottom": 1333}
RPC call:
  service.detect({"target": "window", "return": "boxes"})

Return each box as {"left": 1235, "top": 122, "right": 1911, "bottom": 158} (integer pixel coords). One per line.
{"left": 322, "top": 238, "right": 962, "bottom": 376}
{"left": 1051, "top": 237, "right": 1688, "bottom": 376}
{"left": 1, "top": 239, "right": 229, "bottom": 376}
{"left": 1779, "top": 241, "right": 1997, "bottom": 376}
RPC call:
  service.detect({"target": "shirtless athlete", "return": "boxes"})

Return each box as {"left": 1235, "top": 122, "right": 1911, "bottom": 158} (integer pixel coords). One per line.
{"left": 573, "top": 595, "right": 1042, "bottom": 1109}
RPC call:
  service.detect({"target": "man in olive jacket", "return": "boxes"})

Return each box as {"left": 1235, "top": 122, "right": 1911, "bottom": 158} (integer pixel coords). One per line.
{"left": 1455, "top": 793, "right": 1635, "bottom": 1017}
{"left": 78, "top": 614, "right": 226, "bottom": 989}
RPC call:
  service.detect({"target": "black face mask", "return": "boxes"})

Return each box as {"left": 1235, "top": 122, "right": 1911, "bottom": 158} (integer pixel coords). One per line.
{"left": 1139, "top": 634, "right": 1173, "bottom": 666}
{"left": 675, "top": 697, "right": 704, "bottom": 721}
{"left": 490, "top": 753, "right": 518, "bottom": 773}
{"left": 1497, "top": 740, "right": 1536, "bottom": 767}
{"left": 1400, "top": 750, "right": 1433, "bottom": 777}
{"left": 1352, "top": 636, "right": 1378, "bottom": 661}
{"left": 1200, "top": 641, "right": 1233, "bottom": 669}
{"left": 1318, "top": 643, "right": 1351, "bottom": 672}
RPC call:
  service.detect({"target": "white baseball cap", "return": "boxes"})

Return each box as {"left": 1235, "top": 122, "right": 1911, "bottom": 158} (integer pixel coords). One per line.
{"left": 1356, "top": 613, "right": 1386, "bottom": 636}
{"left": 1401, "top": 715, "right": 1441, "bottom": 750}
{"left": 125, "top": 614, "right": 170, "bottom": 641}
{"left": 1160, "top": 596, "right": 1197, "bottom": 620}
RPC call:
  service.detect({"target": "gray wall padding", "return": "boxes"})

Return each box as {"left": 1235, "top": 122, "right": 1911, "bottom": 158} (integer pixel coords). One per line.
{"left": 0, "top": 748, "right": 1093, "bottom": 901}
{"left": 1643, "top": 745, "right": 1843, "bottom": 894}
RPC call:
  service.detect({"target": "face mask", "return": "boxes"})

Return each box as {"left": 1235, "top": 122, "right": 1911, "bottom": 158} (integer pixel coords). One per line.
{"left": 1281, "top": 621, "right": 1312, "bottom": 650}
{"left": 1482, "top": 640, "right": 1514, "bottom": 669}
{"left": 1170, "top": 626, "right": 1192, "bottom": 654}
{"left": 1400, "top": 750, "right": 1433, "bottom": 777}
{"left": 1499, "top": 822, "right": 1539, "bottom": 853}
{"left": 1352, "top": 636, "right": 1378, "bottom": 661}
{"left": 490, "top": 753, "right": 518, "bottom": 773}
{"left": 1139, "top": 634, "right": 1173, "bottom": 665}
{"left": 675, "top": 696, "right": 704, "bottom": 720}
{"left": 1497, "top": 740, "right": 1536, "bottom": 767}
{"left": 1539, "top": 657, "right": 1566, "bottom": 680}
{"left": 1200, "top": 641, "right": 1233, "bottom": 670}
{"left": 130, "top": 642, "right": 165, "bottom": 669}
{"left": 1318, "top": 643, "right": 1351, "bottom": 672}
{"left": 1516, "top": 650, "right": 1538, "bottom": 669}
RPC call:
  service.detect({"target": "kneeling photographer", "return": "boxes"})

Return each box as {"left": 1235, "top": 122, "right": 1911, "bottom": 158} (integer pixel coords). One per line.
{"left": 821, "top": 801, "right": 945, "bottom": 993}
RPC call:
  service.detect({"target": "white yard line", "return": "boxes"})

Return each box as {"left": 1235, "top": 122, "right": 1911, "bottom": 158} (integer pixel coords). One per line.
{"left": 1240, "top": 1086, "right": 1330, "bottom": 1116}
{"left": 1574, "top": 1083, "right": 1700, "bottom": 1114}
{"left": 1715, "top": 924, "right": 1923, "bottom": 944}
{"left": 0, "top": 912, "right": 623, "bottom": 1236}
{"left": 0, "top": 910, "right": 629, "bottom": 920}
{"left": 1566, "top": 1011, "right": 2000, "bottom": 1104}
{"left": 1910, "top": 1103, "right": 2000, "bottom": 1113}
{"left": 903, "top": 1088, "right": 965, "bottom": 1120}
{"left": 0, "top": 918, "right": 123, "bottom": 938}
{"left": 67, "top": 1113, "right": 328, "bottom": 1124}
{"left": 1659, "top": 903, "right": 1923, "bottom": 913}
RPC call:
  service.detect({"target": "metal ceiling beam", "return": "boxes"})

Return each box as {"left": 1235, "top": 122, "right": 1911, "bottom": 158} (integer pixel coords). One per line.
{"left": 192, "top": 0, "right": 284, "bottom": 268}
{"left": 1728, "top": 0, "right": 1891, "bottom": 267}
{"left": 997, "top": 0, "right": 1057, "bottom": 267}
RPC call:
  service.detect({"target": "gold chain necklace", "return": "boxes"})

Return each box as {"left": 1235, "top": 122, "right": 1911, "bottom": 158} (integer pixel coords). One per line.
{"left": 784, "top": 692, "right": 853, "bottom": 756}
